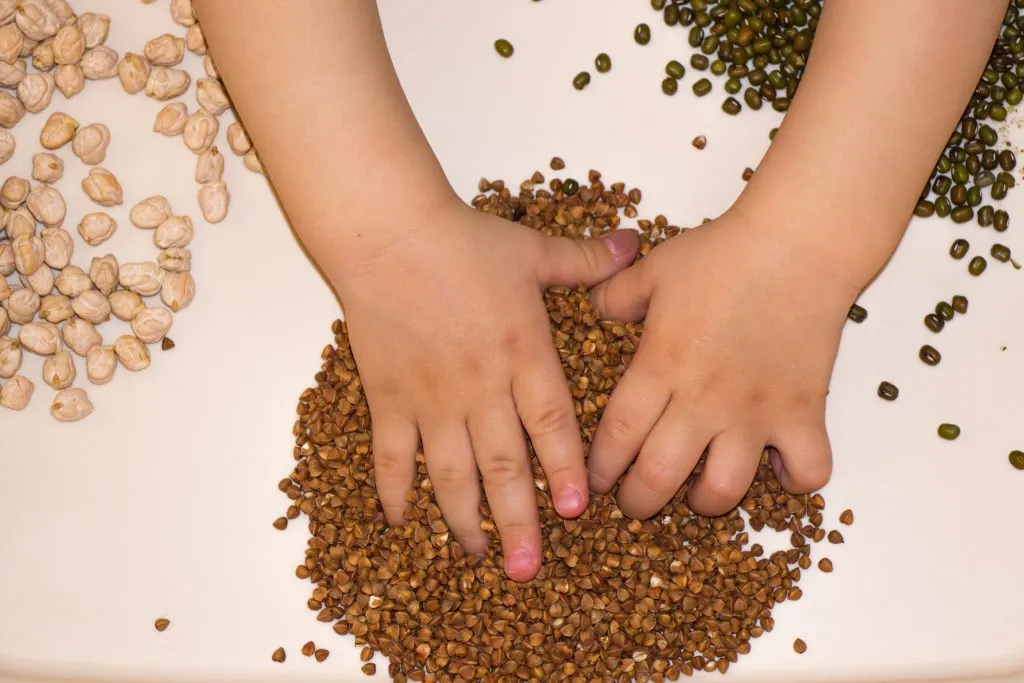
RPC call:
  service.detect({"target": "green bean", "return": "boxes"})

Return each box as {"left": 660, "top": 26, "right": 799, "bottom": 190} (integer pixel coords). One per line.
{"left": 634, "top": 23, "right": 652, "bottom": 45}
{"left": 665, "top": 60, "right": 685, "bottom": 80}
{"left": 662, "top": 77, "right": 679, "bottom": 96}
{"left": 924, "top": 314, "right": 945, "bottom": 333}
{"left": 877, "top": 381, "right": 899, "bottom": 402}
{"left": 950, "top": 238, "right": 970, "bottom": 259}
{"left": 952, "top": 295, "right": 968, "bottom": 314}
{"left": 1009, "top": 450, "right": 1024, "bottom": 470}
{"left": 994, "top": 209, "right": 1010, "bottom": 232}
{"left": 847, "top": 304, "right": 867, "bottom": 323}
{"left": 494, "top": 39, "right": 514, "bottom": 58}
{"left": 562, "top": 178, "right": 579, "bottom": 196}
{"left": 573, "top": 71, "right": 591, "bottom": 91}
{"left": 968, "top": 255, "right": 987, "bottom": 275}
{"left": 937, "top": 423, "right": 961, "bottom": 441}
{"left": 951, "top": 206, "right": 974, "bottom": 224}
{"left": 991, "top": 243, "right": 1011, "bottom": 262}
{"left": 919, "top": 344, "right": 942, "bottom": 366}
{"left": 935, "top": 302, "right": 955, "bottom": 321}
{"left": 595, "top": 53, "right": 612, "bottom": 73}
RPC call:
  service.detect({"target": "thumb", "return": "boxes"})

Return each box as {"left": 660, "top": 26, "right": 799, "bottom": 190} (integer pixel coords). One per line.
{"left": 536, "top": 230, "right": 639, "bottom": 288}
{"left": 589, "top": 259, "right": 652, "bottom": 322}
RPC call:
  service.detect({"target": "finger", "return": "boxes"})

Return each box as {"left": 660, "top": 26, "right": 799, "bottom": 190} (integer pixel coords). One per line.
{"left": 769, "top": 422, "right": 833, "bottom": 494}
{"left": 420, "top": 421, "right": 487, "bottom": 554}
{"left": 589, "top": 260, "right": 653, "bottom": 323}
{"left": 616, "top": 400, "right": 709, "bottom": 519}
{"left": 468, "top": 400, "right": 542, "bottom": 582}
{"left": 371, "top": 411, "right": 421, "bottom": 526}
{"left": 588, "top": 360, "right": 669, "bottom": 493}
{"left": 535, "top": 230, "right": 639, "bottom": 288}
{"left": 687, "top": 429, "right": 764, "bottom": 517}
{"left": 511, "top": 345, "right": 588, "bottom": 519}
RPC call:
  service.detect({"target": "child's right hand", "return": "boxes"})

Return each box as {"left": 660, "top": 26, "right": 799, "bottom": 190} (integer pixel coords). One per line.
{"left": 329, "top": 199, "right": 638, "bottom": 581}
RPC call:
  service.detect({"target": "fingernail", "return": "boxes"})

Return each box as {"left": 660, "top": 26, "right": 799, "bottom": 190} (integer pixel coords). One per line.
{"left": 556, "top": 486, "right": 585, "bottom": 515}
{"left": 601, "top": 230, "right": 637, "bottom": 262}
{"left": 505, "top": 547, "right": 537, "bottom": 579}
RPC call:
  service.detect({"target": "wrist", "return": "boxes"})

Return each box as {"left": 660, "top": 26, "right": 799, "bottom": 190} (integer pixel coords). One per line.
{"left": 302, "top": 189, "right": 463, "bottom": 285}
{"left": 729, "top": 184, "right": 903, "bottom": 299}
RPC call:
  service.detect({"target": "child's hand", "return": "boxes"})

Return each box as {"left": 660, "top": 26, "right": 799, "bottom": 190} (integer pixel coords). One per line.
{"left": 332, "top": 201, "right": 638, "bottom": 580}
{"left": 587, "top": 208, "right": 856, "bottom": 519}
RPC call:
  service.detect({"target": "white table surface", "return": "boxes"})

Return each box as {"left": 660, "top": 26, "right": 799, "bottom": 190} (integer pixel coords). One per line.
{"left": 1, "top": 2, "right": 1023, "bottom": 682}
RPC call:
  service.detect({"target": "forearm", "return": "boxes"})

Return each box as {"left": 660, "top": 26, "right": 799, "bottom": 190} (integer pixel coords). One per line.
{"left": 192, "top": 0, "right": 455, "bottom": 275}
{"left": 737, "top": 0, "right": 1007, "bottom": 294}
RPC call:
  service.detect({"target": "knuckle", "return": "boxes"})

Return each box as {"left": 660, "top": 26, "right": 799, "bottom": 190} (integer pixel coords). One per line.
{"left": 478, "top": 449, "right": 526, "bottom": 484}
{"left": 572, "top": 239, "right": 604, "bottom": 275}
{"left": 635, "top": 454, "right": 679, "bottom": 495}
{"left": 428, "top": 460, "right": 472, "bottom": 491}
{"left": 523, "top": 400, "right": 572, "bottom": 438}
{"left": 701, "top": 473, "right": 747, "bottom": 505}
{"left": 602, "top": 414, "right": 638, "bottom": 447}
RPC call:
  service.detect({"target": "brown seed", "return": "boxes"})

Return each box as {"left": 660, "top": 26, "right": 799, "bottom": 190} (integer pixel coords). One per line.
{"left": 361, "top": 663, "right": 375, "bottom": 675}
{"left": 818, "top": 557, "right": 833, "bottom": 573}
{"left": 828, "top": 530, "right": 845, "bottom": 544}
{"left": 301, "top": 641, "right": 315, "bottom": 657}
{"left": 692, "top": 135, "right": 707, "bottom": 150}
{"left": 161, "top": 336, "right": 175, "bottom": 351}
{"left": 154, "top": 618, "right": 170, "bottom": 632}
{"left": 839, "top": 509, "right": 854, "bottom": 525}
{"left": 742, "top": 167, "right": 754, "bottom": 181}
{"left": 360, "top": 646, "right": 373, "bottom": 662}
{"left": 272, "top": 517, "right": 287, "bottom": 530}
{"left": 315, "top": 649, "right": 330, "bottom": 662}
{"left": 549, "top": 156, "right": 565, "bottom": 170}
{"left": 793, "top": 638, "right": 807, "bottom": 654}
{"left": 271, "top": 647, "right": 286, "bottom": 663}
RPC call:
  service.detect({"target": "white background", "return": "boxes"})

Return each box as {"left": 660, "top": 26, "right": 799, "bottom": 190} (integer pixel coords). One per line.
{"left": 1, "top": 2, "right": 1023, "bottom": 682}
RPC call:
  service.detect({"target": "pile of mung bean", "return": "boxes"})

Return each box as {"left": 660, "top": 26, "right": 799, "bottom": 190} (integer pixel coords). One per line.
{"left": 643, "top": 0, "right": 1024, "bottom": 232}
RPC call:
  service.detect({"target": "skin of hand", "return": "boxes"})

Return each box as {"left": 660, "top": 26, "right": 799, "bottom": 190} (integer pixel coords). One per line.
{"left": 192, "top": 0, "right": 639, "bottom": 581}
{"left": 588, "top": 0, "right": 1009, "bottom": 520}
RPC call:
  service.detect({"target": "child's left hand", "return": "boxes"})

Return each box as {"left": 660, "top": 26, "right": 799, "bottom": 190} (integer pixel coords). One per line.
{"left": 587, "top": 207, "right": 856, "bottom": 518}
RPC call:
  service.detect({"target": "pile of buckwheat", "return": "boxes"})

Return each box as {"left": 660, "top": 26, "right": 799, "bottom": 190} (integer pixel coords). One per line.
{"left": 281, "top": 162, "right": 848, "bottom": 681}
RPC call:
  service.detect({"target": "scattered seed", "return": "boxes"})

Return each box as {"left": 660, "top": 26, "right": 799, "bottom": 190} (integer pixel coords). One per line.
{"left": 272, "top": 647, "right": 286, "bottom": 663}
{"left": 742, "top": 167, "right": 754, "bottom": 181}
{"left": 301, "top": 641, "right": 315, "bottom": 657}
{"left": 919, "top": 344, "right": 942, "bottom": 366}
{"left": 549, "top": 156, "right": 565, "bottom": 171}
{"left": 634, "top": 23, "right": 651, "bottom": 45}
{"left": 154, "top": 618, "right": 170, "bottom": 632}
{"left": 493, "top": 39, "right": 513, "bottom": 58}
{"left": 827, "top": 530, "right": 844, "bottom": 544}
{"left": 692, "top": 135, "right": 707, "bottom": 150}
{"left": 562, "top": 178, "right": 579, "bottom": 196}
{"left": 968, "top": 256, "right": 987, "bottom": 275}
{"left": 665, "top": 59, "right": 685, "bottom": 80}
{"left": 361, "top": 663, "right": 375, "bottom": 675}
{"left": 595, "top": 53, "right": 611, "bottom": 73}
{"left": 877, "top": 381, "right": 899, "bottom": 401}
{"left": 935, "top": 301, "right": 955, "bottom": 321}
{"left": 817, "top": 558, "right": 833, "bottom": 573}
{"left": 272, "top": 517, "right": 288, "bottom": 530}
{"left": 847, "top": 304, "right": 867, "bottom": 323}
{"left": 572, "top": 71, "right": 591, "bottom": 91}
{"left": 315, "top": 649, "right": 330, "bottom": 662}
{"left": 952, "top": 295, "right": 969, "bottom": 314}
{"left": 991, "top": 243, "right": 1011, "bottom": 262}
{"left": 938, "top": 423, "right": 961, "bottom": 441}
{"left": 161, "top": 336, "right": 176, "bottom": 351}
{"left": 1010, "top": 450, "right": 1024, "bottom": 470}
{"left": 692, "top": 77, "right": 712, "bottom": 96}
{"left": 793, "top": 639, "right": 807, "bottom": 655}
{"left": 924, "top": 313, "right": 944, "bottom": 333}
{"left": 839, "top": 509, "right": 854, "bottom": 525}
{"left": 661, "top": 77, "right": 678, "bottom": 96}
